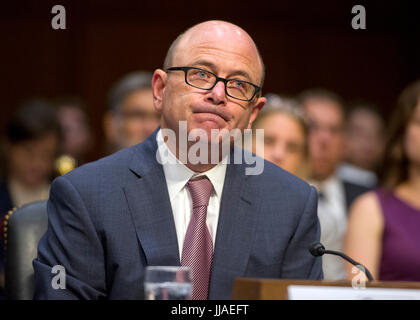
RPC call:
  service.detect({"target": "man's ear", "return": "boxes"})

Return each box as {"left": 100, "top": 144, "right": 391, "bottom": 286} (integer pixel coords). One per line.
{"left": 152, "top": 69, "right": 168, "bottom": 112}
{"left": 247, "top": 96, "right": 266, "bottom": 129}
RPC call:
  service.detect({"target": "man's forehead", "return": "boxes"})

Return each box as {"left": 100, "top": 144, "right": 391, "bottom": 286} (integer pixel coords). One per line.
{"left": 183, "top": 23, "right": 256, "bottom": 53}
{"left": 173, "top": 21, "right": 262, "bottom": 80}
{"left": 182, "top": 21, "right": 248, "bottom": 41}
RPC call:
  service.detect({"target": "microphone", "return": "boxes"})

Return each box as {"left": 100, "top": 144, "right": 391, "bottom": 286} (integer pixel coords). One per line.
{"left": 309, "top": 242, "right": 374, "bottom": 281}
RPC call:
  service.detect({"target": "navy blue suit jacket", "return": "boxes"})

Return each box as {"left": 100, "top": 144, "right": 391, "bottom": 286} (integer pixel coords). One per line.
{"left": 33, "top": 130, "right": 322, "bottom": 299}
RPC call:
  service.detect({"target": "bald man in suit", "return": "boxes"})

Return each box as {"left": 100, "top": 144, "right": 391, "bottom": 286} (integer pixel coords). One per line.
{"left": 34, "top": 20, "right": 322, "bottom": 300}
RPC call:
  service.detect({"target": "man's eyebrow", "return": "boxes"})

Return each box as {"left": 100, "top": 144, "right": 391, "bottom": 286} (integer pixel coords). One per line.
{"left": 190, "top": 60, "right": 253, "bottom": 82}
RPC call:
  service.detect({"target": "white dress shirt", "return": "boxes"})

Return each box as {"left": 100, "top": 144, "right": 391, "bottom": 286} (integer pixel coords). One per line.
{"left": 309, "top": 175, "right": 347, "bottom": 281}
{"left": 156, "top": 129, "right": 227, "bottom": 260}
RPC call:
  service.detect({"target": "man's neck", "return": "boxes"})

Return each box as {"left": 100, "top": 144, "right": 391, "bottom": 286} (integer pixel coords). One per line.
{"left": 310, "top": 173, "right": 336, "bottom": 186}
{"left": 186, "top": 162, "right": 218, "bottom": 173}
{"left": 163, "top": 135, "right": 231, "bottom": 173}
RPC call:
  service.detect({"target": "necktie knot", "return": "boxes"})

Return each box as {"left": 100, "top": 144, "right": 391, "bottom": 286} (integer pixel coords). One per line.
{"left": 187, "top": 177, "right": 213, "bottom": 208}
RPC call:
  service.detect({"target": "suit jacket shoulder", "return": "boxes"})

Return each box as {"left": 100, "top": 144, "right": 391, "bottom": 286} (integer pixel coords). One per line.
{"left": 247, "top": 154, "right": 314, "bottom": 207}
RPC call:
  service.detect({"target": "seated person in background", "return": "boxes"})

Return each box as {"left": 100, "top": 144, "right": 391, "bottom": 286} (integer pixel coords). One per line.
{"left": 251, "top": 93, "right": 308, "bottom": 179}
{"left": 344, "top": 79, "right": 420, "bottom": 282}
{"left": 34, "top": 20, "right": 322, "bottom": 300}
{"left": 0, "top": 99, "right": 61, "bottom": 293}
{"left": 103, "top": 71, "right": 160, "bottom": 154}
{"left": 299, "top": 89, "right": 369, "bottom": 281}
{"left": 54, "top": 97, "right": 93, "bottom": 174}
{"left": 338, "top": 102, "right": 385, "bottom": 189}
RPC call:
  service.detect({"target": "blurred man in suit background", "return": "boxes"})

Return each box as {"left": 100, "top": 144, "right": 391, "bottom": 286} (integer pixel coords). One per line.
{"left": 300, "top": 89, "right": 368, "bottom": 280}
{"left": 338, "top": 102, "right": 386, "bottom": 189}
{"left": 103, "top": 71, "right": 161, "bottom": 154}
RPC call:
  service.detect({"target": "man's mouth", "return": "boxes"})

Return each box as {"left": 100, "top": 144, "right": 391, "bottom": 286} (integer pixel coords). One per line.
{"left": 192, "top": 106, "right": 230, "bottom": 122}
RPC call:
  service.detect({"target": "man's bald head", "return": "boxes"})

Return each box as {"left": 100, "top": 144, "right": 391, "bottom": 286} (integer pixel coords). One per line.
{"left": 163, "top": 20, "right": 265, "bottom": 88}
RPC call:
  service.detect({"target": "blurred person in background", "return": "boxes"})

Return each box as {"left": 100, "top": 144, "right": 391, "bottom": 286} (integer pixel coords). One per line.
{"left": 338, "top": 102, "right": 386, "bottom": 188}
{"left": 251, "top": 93, "right": 308, "bottom": 179}
{"left": 300, "top": 89, "right": 368, "bottom": 280}
{"left": 103, "top": 71, "right": 160, "bottom": 154}
{"left": 54, "top": 97, "right": 93, "bottom": 175}
{"left": 0, "top": 99, "right": 61, "bottom": 294}
{"left": 344, "top": 79, "right": 420, "bottom": 282}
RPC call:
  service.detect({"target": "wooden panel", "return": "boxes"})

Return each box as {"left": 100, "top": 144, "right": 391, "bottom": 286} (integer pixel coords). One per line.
{"left": 1, "top": 1, "right": 418, "bottom": 161}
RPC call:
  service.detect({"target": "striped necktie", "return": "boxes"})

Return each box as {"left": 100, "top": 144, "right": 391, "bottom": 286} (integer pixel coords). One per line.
{"left": 181, "top": 176, "right": 214, "bottom": 300}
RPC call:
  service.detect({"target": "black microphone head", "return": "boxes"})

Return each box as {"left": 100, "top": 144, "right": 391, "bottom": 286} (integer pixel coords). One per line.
{"left": 309, "top": 242, "right": 325, "bottom": 257}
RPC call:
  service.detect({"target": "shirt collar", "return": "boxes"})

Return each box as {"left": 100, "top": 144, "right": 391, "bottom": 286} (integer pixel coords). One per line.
{"left": 309, "top": 174, "right": 340, "bottom": 191}
{"left": 156, "top": 129, "right": 227, "bottom": 201}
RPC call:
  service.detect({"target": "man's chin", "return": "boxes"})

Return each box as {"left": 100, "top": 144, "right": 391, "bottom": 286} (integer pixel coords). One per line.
{"left": 199, "top": 120, "right": 225, "bottom": 132}
{"left": 187, "top": 125, "right": 239, "bottom": 147}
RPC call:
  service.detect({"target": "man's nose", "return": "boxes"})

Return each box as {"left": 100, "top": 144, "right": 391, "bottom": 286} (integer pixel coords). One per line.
{"left": 313, "top": 127, "right": 333, "bottom": 143}
{"left": 205, "top": 81, "right": 226, "bottom": 105}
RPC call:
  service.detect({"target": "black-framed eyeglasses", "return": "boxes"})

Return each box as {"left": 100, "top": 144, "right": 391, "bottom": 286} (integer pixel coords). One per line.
{"left": 166, "top": 66, "right": 261, "bottom": 102}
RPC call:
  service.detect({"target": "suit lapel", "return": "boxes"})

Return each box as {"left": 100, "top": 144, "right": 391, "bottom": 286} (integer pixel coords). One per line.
{"left": 123, "top": 131, "right": 180, "bottom": 267}
{"left": 209, "top": 155, "right": 261, "bottom": 299}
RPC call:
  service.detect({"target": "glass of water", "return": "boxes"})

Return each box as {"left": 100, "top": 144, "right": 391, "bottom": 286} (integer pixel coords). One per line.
{"left": 144, "top": 266, "right": 192, "bottom": 300}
